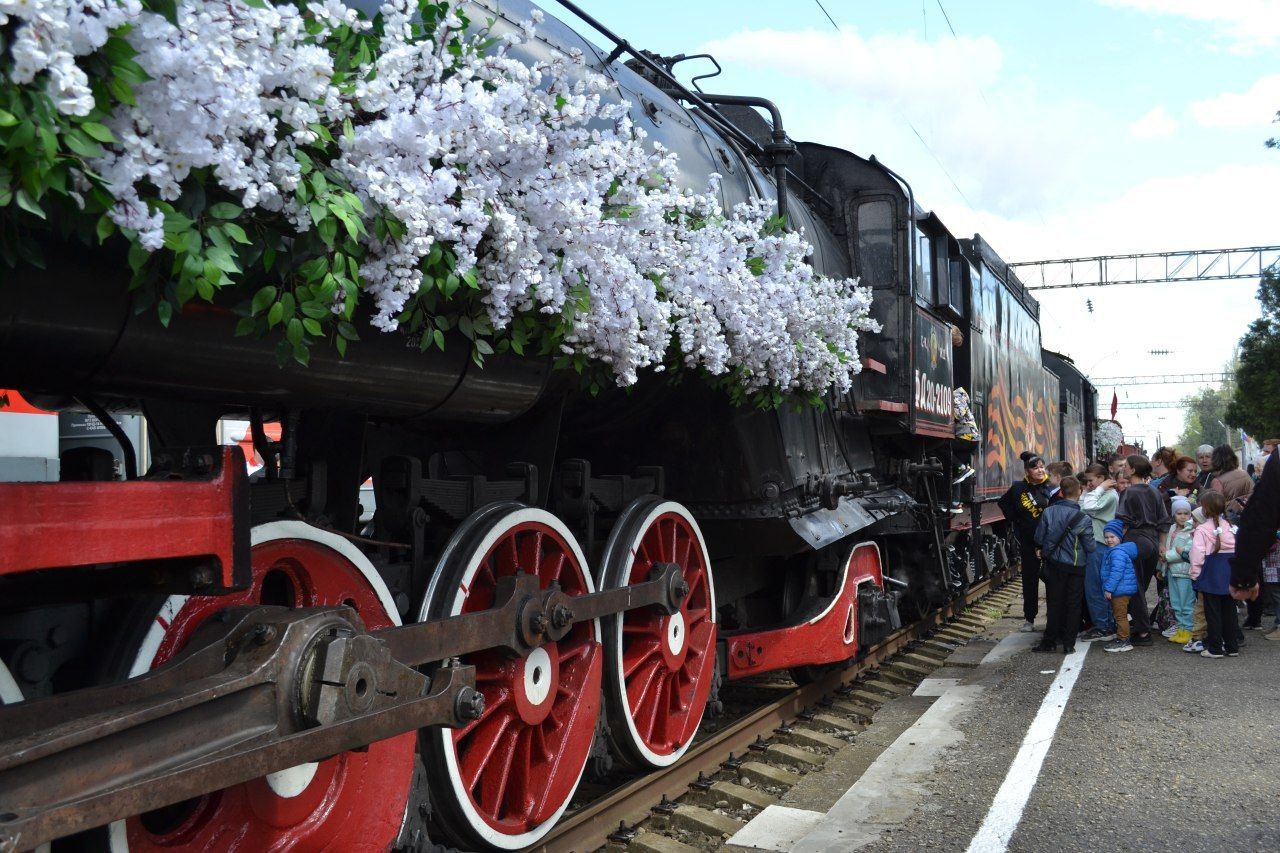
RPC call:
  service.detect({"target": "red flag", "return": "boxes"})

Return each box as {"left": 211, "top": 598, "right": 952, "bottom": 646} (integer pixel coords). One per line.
{"left": 1110, "top": 390, "right": 1118, "bottom": 419}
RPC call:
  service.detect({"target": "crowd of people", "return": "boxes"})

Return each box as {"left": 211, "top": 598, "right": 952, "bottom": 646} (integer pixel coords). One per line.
{"left": 997, "top": 439, "right": 1280, "bottom": 658}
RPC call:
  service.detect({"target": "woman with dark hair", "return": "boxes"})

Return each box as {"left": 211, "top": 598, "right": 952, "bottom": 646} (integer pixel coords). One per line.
{"left": 1209, "top": 445, "right": 1253, "bottom": 517}
{"left": 999, "top": 451, "right": 1052, "bottom": 633}
{"left": 1164, "top": 455, "right": 1201, "bottom": 505}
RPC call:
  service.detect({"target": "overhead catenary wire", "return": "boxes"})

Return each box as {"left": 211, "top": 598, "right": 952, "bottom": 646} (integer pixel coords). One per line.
{"left": 811, "top": 0, "right": 976, "bottom": 209}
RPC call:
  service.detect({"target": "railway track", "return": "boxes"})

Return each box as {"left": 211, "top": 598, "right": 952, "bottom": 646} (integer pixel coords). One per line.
{"left": 534, "top": 569, "right": 1019, "bottom": 852}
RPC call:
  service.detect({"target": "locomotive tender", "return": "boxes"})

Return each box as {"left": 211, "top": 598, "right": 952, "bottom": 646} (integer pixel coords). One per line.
{"left": 0, "top": 1, "right": 1096, "bottom": 849}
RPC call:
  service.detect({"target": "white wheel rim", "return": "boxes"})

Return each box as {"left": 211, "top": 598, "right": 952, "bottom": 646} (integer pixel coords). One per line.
{"left": 611, "top": 501, "right": 716, "bottom": 768}
{"left": 431, "top": 507, "right": 600, "bottom": 851}
{"left": 109, "top": 521, "right": 403, "bottom": 851}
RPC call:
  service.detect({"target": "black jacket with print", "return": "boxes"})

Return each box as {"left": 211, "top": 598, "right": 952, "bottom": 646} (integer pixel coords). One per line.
{"left": 998, "top": 479, "right": 1051, "bottom": 540}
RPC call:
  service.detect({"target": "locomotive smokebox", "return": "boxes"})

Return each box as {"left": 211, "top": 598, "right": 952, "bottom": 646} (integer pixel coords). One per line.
{"left": 0, "top": 247, "right": 550, "bottom": 421}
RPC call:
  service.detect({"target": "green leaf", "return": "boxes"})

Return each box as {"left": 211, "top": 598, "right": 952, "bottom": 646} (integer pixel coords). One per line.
{"left": 263, "top": 247, "right": 276, "bottom": 272}
{"left": 267, "top": 301, "right": 284, "bottom": 328}
{"left": 176, "top": 276, "right": 197, "bottom": 304}
{"left": 336, "top": 336, "right": 348, "bottom": 357}
{"left": 222, "top": 222, "right": 251, "bottom": 244}
{"left": 0, "top": 110, "right": 16, "bottom": 128}
{"left": 433, "top": 329, "right": 446, "bottom": 350}
{"left": 337, "top": 321, "right": 360, "bottom": 341}
{"left": 9, "top": 122, "right": 36, "bottom": 150}
{"left": 286, "top": 318, "right": 304, "bottom": 345}
{"left": 157, "top": 300, "right": 172, "bottom": 327}
{"left": 302, "top": 317, "right": 323, "bottom": 336}
{"left": 251, "top": 286, "right": 277, "bottom": 315}
{"left": 80, "top": 122, "right": 117, "bottom": 143}
{"left": 15, "top": 189, "right": 45, "bottom": 220}
{"left": 474, "top": 338, "right": 494, "bottom": 356}
{"left": 293, "top": 342, "right": 311, "bottom": 366}
{"left": 206, "top": 246, "right": 240, "bottom": 274}
{"left": 300, "top": 300, "right": 329, "bottom": 320}
{"left": 196, "top": 277, "right": 215, "bottom": 301}
{"left": 234, "top": 317, "right": 257, "bottom": 337}
{"left": 317, "top": 216, "right": 338, "bottom": 248}
{"left": 208, "top": 202, "right": 243, "bottom": 219}
{"left": 107, "top": 77, "right": 137, "bottom": 106}
{"left": 95, "top": 215, "right": 116, "bottom": 243}
{"left": 207, "top": 225, "right": 232, "bottom": 253}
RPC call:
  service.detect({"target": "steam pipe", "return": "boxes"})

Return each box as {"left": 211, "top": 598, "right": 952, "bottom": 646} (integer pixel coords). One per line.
{"left": 695, "top": 94, "right": 795, "bottom": 224}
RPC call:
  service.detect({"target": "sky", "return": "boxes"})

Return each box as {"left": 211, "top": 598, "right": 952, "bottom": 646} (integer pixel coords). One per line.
{"left": 563, "top": 0, "right": 1280, "bottom": 450}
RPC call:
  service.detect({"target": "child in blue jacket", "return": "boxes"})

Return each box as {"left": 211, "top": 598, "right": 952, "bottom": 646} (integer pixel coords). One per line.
{"left": 1100, "top": 519, "right": 1140, "bottom": 653}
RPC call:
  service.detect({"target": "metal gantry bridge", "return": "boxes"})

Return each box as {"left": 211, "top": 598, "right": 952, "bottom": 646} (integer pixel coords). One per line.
{"left": 1010, "top": 245, "right": 1280, "bottom": 290}
{"left": 1095, "top": 401, "right": 1188, "bottom": 411}
{"left": 1090, "top": 373, "right": 1231, "bottom": 387}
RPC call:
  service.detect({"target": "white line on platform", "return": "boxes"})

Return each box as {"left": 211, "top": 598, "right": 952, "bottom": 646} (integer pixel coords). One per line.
{"left": 964, "top": 643, "right": 1090, "bottom": 853}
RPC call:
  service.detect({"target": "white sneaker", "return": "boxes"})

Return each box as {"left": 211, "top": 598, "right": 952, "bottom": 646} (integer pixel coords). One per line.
{"left": 1160, "top": 625, "right": 1178, "bottom": 638}
{"left": 1019, "top": 622, "right": 1036, "bottom": 633}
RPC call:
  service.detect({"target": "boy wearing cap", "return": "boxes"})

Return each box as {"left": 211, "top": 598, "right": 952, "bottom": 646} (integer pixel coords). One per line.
{"left": 1161, "top": 497, "right": 1196, "bottom": 645}
{"left": 1100, "top": 519, "right": 1139, "bottom": 653}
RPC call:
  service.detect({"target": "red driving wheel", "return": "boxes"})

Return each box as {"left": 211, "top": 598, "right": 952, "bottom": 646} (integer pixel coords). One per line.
{"left": 600, "top": 499, "right": 716, "bottom": 768}
{"left": 110, "top": 521, "right": 416, "bottom": 852}
{"left": 421, "top": 505, "right": 602, "bottom": 851}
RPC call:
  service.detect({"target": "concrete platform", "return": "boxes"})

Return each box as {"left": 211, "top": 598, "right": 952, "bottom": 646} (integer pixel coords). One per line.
{"left": 727, "top": 595, "right": 1280, "bottom": 852}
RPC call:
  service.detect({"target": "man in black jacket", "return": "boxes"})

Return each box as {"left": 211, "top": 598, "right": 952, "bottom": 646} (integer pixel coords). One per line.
{"left": 1231, "top": 452, "right": 1280, "bottom": 597}
{"left": 998, "top": 452, "right": 1051, "bottom": 632}
{"left": 1117, "top": 454, "right": 1169, "bottom": 645}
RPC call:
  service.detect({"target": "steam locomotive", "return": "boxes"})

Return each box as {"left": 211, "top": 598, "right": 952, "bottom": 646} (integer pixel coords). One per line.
{"left": 0, "top": 1, "right": 1097, "bottom": 850}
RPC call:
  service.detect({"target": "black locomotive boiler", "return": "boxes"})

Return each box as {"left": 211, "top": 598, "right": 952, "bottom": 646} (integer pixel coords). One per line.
{"left": 0, "top": 1, "right": 1095, "bottom": 850}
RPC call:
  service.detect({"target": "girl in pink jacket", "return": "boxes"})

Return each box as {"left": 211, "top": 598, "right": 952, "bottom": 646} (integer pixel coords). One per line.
{"left": 1190, "top": 491, "right": 1238, "bottom": 658}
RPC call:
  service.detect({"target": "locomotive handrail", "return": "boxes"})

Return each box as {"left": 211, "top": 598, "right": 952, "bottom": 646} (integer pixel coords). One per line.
{"left": 551, "top": 0, "right": 834, "bottom": 219}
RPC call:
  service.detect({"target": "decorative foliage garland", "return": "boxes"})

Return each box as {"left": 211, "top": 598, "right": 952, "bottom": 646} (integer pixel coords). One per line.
{"left": 1094, "top": 419, "right": 1123, "bottom": 458}
{"left": 0, "top": 0, "right": 878, "bottom": 405}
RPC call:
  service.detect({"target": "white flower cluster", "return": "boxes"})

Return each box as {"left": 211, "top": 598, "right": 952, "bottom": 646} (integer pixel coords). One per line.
{"left": 92, "top": 0, "right": 353, "bottom": 249}
{"left": 1, "top": 0, "right": 141, "bottom": 115}
{"left": 1094, "top": 420, "right": 1124, "bottom": 457}
{"left": 7, "top": 0, "right": 879, "bottom": 395}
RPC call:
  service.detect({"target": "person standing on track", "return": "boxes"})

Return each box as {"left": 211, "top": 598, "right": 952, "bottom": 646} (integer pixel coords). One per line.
{"left": 998, "top": 452, "right": 1052, "bottom": 633}
{"left": 1032, "top": 476, "right": 1094, "bottom": 653}
{"left": 1117, "top": 454, "right": 1169, "bottom": 647}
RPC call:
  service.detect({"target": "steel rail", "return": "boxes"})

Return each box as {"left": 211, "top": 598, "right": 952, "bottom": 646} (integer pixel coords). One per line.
{"left": 533, "top": 568, "right": 1014, "bottom": 853}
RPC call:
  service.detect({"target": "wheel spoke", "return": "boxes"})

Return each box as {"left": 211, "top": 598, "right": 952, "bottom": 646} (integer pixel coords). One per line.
{"left": 459, "top": 711, "right": 513, "bottom": 789}
{"left": 518, "top": 529, "right": 544, "bottom": 577}
{"left": 626, "top": 655, "right": 665, "bottom": 717}
{"left": 622, "top": 638, "right": 662, "bottom": 678}
{"left": 676, "top": 534, "right": 692, "bottom": 572}
{"left": 476, "top": 726, "right": 520, "bottom": 819}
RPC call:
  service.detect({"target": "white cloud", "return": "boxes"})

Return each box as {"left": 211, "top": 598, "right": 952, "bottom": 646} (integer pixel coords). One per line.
{"left": 1189, "top": 74, "right": 1280, "bottom": 129}
{"left": 1100, "top": 0, "right": 1280, "bottom": 52}
{"left": 695, "top": 26, "right": 1103, "bottom": 218}
{"left": 698, "top": 25, "right": 1003, "bottom": 108}
{"left": 1129, "top": 106, "right": 1178, "bottom": 138}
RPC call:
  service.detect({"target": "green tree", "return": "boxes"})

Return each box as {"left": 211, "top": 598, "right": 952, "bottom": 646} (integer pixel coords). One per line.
{"left": 1178, "top": 386, "right": 1235, "bottom": 451}
{"left": 1225, "top": 268, "right": 1280, "bottom": 438}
